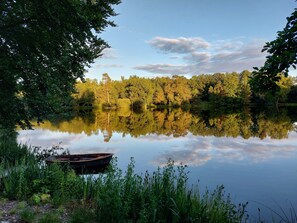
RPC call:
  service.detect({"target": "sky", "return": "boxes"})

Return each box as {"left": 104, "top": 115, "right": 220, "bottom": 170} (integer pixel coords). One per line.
{"left": 86, "top": 0, "right": 297, "bottom": 81}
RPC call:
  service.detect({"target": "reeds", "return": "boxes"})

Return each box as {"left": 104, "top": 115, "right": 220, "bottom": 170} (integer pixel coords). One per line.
{"left": 92, "top": 158, "right": 248, "bottom": 222}
{"left": 0, "top": 144, "right": 249, "bottom": 222}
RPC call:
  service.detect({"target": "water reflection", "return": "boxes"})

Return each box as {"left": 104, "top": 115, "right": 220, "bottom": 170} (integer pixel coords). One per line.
{"left": 151, "top": 133, "right": 297, "bottom": 167}
{"left": 30, "top": 108, "right": 296, "bottom": 140}
{"left": 16, "top": 108, "right": 297, "bottom": 222}
{"left": 18, "top": 108, "right": 297, "bottom": 167}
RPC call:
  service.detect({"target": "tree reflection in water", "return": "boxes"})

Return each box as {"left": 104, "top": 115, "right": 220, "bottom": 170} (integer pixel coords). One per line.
{"left": 29, "top": 107, "right": 297, "bottom": 141}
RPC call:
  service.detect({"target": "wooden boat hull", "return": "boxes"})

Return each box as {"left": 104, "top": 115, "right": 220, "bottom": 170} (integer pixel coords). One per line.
{"left": 45, "top": 153, "right": 113, "bottom": 173}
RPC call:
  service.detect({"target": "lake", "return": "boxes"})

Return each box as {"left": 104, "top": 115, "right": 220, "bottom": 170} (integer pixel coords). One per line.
{"left": 17, "top": 108, "right": 297, "bottom": 221}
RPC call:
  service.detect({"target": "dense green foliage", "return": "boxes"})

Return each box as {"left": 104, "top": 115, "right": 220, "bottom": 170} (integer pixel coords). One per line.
{"left": 0, "top": 0, "right": 120, "bottom": 128}
{"left": 251, "top": 6, "right": 297, "bottom": 94}
{"left": 74, "top": 71, "right": 296, "bottom": 110}
{"left": 0, "top": 145, "right": 249, "bottom": 223}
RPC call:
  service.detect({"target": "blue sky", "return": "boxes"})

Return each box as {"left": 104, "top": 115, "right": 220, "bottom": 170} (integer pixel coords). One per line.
{"left": 86, "top": 0, "right": 296, "bottom": 81}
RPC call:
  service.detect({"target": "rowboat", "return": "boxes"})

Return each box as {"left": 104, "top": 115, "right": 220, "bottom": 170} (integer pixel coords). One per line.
{"left": 45, "top": 153, "right": 113, "bottom": 173}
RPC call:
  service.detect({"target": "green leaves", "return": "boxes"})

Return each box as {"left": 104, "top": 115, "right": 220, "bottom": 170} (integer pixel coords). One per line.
{"left": 251, "top": 7, "right": 297, "bottom": 95}
{"left": 0, "top": 0, "right": 121, "bottom": 127}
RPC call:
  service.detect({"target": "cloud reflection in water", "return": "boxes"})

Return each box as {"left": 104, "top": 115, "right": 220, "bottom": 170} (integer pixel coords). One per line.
{"left": 147, "top": 133, "right": 297, "bottom": 167}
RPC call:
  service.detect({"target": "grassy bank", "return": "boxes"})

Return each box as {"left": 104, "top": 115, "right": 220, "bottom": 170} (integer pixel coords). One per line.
{"left": 1, "top": 142, "right": 248, "bottom": 222}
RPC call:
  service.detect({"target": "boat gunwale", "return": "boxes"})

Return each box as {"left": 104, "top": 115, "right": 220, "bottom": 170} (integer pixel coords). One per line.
{"left": 46, "top": 153, "right": 113, "bottom": 163}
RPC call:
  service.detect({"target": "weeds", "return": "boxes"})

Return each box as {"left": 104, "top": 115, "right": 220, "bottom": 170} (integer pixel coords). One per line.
{"left": 0, "top": 144, "right": 249, "bottom": 222}
{"left": 68, "top": 207, "right": 96, "bottom": 223}
{"left": 38, "top": 211, "right": 61, "bottom": 223}
{"left": 0, "top": 141, "right": 33, "bottom": 167}
{"left": 93, "top": 158, "right": 248, "bottom": 223}
{"left": 19, "top": 207, "right": 36, "bottom": 223}
{"left": 255, "top": 201, "right": 297, "bottom": 223}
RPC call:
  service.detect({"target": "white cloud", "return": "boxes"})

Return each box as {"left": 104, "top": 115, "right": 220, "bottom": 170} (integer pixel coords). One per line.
{"left": 135, "top": 37, "right": 267, "bottom": 75}
{"left": 212, "top": 39, "right": 245, "bottom": 52}
{"left": 134, "top": 63, "right": 193, "bottom": 74}
{"left": 89, "top": 48, "right": 123, "bottom": 69}
{"left": 94, "top": 64, "right": 123, "bottom": 68}
{"left": 100, "top": 48, "right": 118, "bottom": 59}
{"left": 152, "top": 138, "right": 213, "bottom": 167}
{"left": 17, "top": 129, "right": 120, "bottom": 154}
{"left": 152, "top": 134, "right": 297, "bottom": 167}
{"left": 184, "top": 52, "right": 211, "bottom": 63}
{"left": 149, "top": 36, "right": 210, "bottom": 54}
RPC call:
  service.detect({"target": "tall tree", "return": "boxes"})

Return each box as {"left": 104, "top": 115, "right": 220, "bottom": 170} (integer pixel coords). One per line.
{"left": 239, "top": 70, "right": 252, "bottom": 105}
{"left": 274, "top": 74, "right": 294, "bottom": 104}
{"left": 0, "top": 0, "right": 121, "bottom": 127}
{"left": 102, "top": 73, "right": 112, "bottom": 104}
{"left": 125, "top": 76, "right": 154, "bottom": 108}
{"left": 251, "top": 6, "right": 296, "bottom": 94}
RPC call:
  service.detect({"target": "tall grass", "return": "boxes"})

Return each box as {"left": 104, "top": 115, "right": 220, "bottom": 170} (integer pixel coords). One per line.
{"left": 0, "top": 144, "right": 249, "bottom": 222}
{"left": 255, "top": 202, "right": 297, "bottom": 223}
{"left": 93, "top": 158, "right": 248, "bottom": 223}
{"left": 0, "top": 141, "right": 33, "bottom": 166}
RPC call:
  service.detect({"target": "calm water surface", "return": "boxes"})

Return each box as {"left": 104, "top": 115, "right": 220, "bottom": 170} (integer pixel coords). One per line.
{"left": 17, "top": 109, "right": 297, "bottom": 221}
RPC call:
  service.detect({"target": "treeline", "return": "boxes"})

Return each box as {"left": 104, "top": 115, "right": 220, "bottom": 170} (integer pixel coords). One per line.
{"left": 73, "top": 71, "right": 297, "bottom": 109}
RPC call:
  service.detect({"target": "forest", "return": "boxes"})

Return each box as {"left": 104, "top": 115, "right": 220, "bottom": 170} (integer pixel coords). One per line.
{"left": 73, "top": 71, "right": 297, "bottom": 111}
